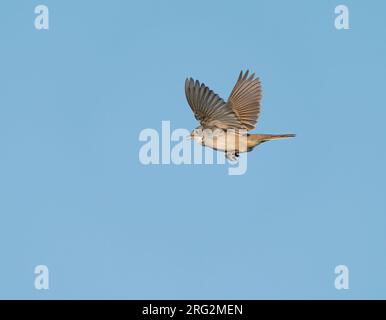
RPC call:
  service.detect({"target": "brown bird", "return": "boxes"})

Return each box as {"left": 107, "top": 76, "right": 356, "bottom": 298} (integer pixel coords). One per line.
{"left": 185, "top": 70, "right": 295, "bottom": 160}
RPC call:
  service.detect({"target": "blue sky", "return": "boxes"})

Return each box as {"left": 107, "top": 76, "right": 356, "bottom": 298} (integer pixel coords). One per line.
{"left": 0, "top": 0, "right": 386, "bottom": 299}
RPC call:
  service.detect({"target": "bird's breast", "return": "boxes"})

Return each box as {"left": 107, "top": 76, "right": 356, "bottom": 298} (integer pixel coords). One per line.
{"left": 202, "top": 131, "right": 249, "bottom": 152}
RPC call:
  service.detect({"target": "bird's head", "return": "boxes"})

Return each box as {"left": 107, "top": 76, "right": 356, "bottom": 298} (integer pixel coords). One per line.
{"left": 189, "top": 127, "right": 204, "bottom": 143}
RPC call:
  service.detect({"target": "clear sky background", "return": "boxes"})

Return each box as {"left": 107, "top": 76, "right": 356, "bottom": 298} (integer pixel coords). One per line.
{"left": 1, "top": 0, "right": 386, "bottom": 299}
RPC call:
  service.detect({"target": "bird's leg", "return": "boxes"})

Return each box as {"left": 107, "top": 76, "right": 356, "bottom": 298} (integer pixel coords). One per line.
{"left": 225, "top": 151, "right": 239, "bottom": 162}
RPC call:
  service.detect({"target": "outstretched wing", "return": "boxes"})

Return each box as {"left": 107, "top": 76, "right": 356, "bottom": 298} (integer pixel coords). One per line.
{"left": 185, "top": 78, "right": 243, "bottom": 129}
{"left": 227, "top": 70, "right": 262, "bottom": 130}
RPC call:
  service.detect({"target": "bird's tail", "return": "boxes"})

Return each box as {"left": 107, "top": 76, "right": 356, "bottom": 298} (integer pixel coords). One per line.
{"left": 247, "top": 133, "right": 295, "bottom": 148}
{"left": 249, "top": 133, "right": 296, "bottom": 142}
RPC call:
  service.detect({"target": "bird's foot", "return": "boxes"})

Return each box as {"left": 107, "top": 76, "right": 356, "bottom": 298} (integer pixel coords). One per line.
{"left": 226, "top": 151, "right": 239, "bottom": 162}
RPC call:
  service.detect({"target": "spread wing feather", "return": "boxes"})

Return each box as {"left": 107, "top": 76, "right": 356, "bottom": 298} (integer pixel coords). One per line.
{"left": 185, "top": 70, "right": 262, "bottom": 131}
{"left": 227, "top": 70, "right": 262, "bottom": 130}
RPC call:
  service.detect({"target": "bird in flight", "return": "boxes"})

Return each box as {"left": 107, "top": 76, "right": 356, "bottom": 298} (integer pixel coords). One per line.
{"left": 185, "top": 70, "right": 295, "bottom": 161}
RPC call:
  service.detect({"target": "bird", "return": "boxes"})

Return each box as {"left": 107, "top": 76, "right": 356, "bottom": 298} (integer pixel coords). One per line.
{"left": 185, "top": 70, "right": 295, "bottom": 161}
